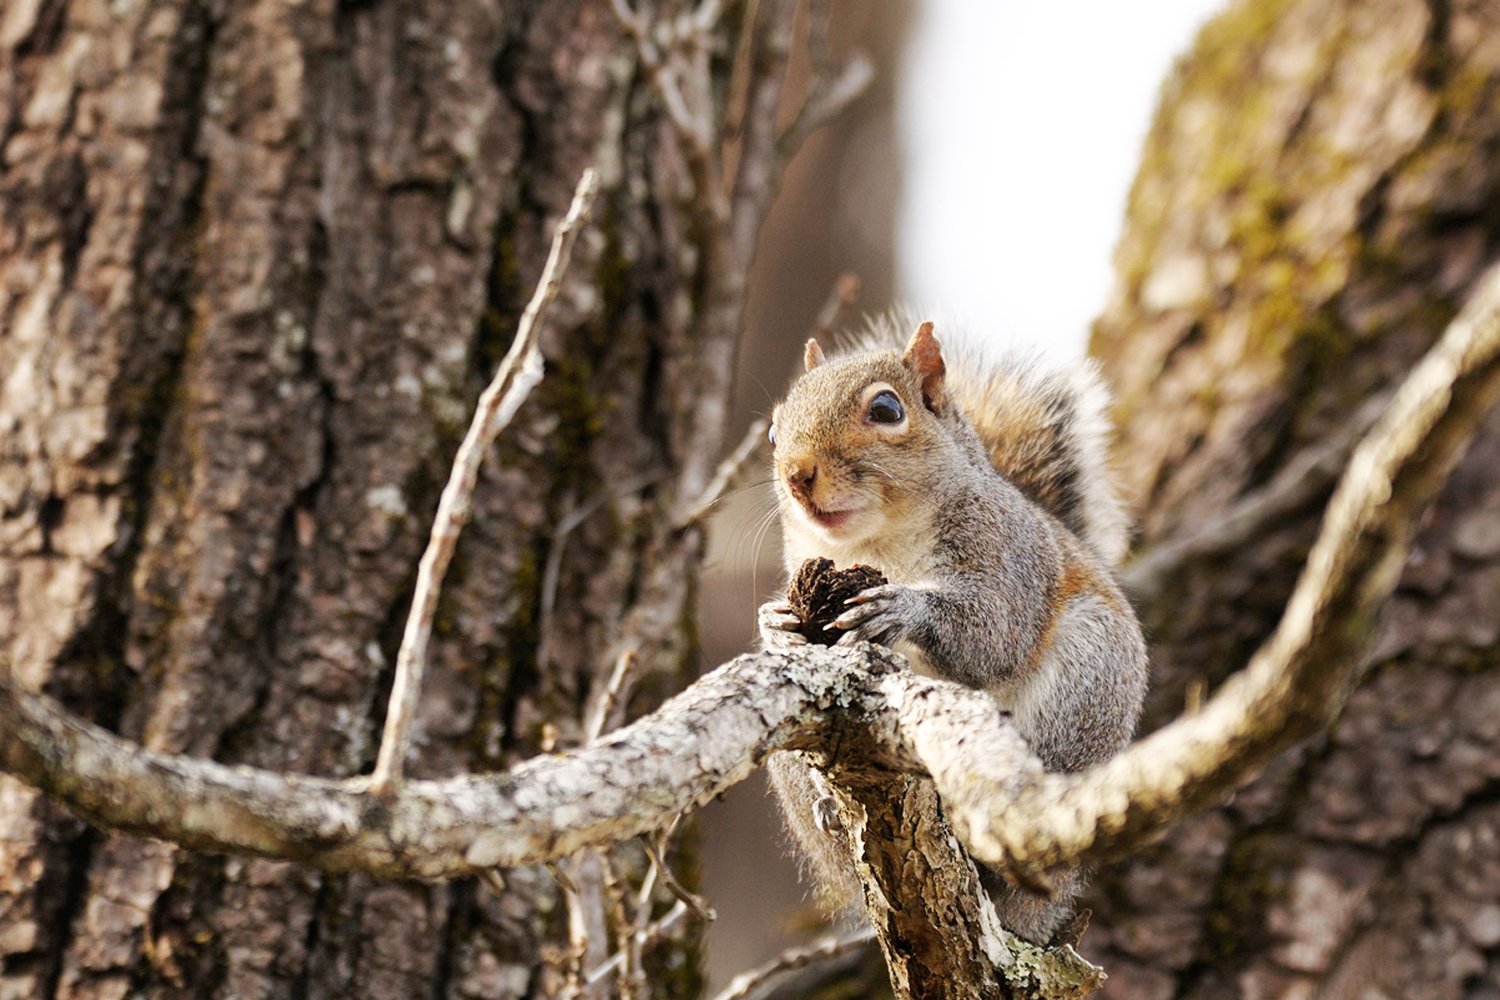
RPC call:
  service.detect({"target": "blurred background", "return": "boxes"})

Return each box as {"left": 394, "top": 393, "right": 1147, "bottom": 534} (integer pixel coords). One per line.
{"left": 698, "top": 0, "right": 1222, "bottom": 989}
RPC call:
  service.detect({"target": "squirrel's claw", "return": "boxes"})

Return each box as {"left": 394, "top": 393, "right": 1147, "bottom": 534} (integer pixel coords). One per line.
{"left": 758, "top": 600, "right": 808, "bottom": 648}
{"left": 830, "top": 584, "right": 909, "bottom": 646}
{"left": 807, "top": 769, "right": 844, "bottom": 836}
{"left": 812, "top": 794, "right": 843, "bottom": 836}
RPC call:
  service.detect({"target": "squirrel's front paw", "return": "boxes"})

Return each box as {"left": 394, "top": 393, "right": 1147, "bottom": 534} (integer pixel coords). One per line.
{"left": 758, "top": 600, "right": 808, "bottom": 649}
{"left": 830, "top": 583, "right": 916, "bottom": 648}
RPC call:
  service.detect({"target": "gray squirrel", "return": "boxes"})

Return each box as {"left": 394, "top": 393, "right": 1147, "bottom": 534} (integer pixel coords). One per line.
{"left": 757, "top": 315, "right": 1148, "bottom": 945}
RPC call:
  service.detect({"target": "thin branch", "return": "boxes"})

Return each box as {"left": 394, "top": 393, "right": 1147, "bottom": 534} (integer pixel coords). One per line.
{"left": 367, "top": 168, "right": 600, "bottom": 794}
{"left": 549, "top": 860, "right": 580, "bottom": 895}
{"left": 778, "top": 50, "right": 874, "bottom": 160}
{"left": 810, "top": 272, "right": 861, "bottom": 341}
{"left": 722, "top": 0, "right": 762, "bottom": 139}
{"left": 708, "top": 927, "right": 877, "bottom": 1000}
{"left": 693, "top": 0, "right": 731, "bottom": 34}
{"left": 673, "top": 417, "right": 770, "bottom": 530}
{"left": 556, "top": 857, "right": 591, "bottom": 999}
{"left": 611, "top": 0, "right": 727, "bottom": 223}
{"left": 805, "top": 0, "right": 834, "bottom": 81}
{"left": 666, "top": 0, "right": 795, "bottom": 515}
{"left": 584, "top": 900, "right": 691, "bottom": 986}
{"left": 640, "top": 833, "right": 716, "bottom": 921}
{"left": 611, "top": 0, "right": 704, "bottom": 145}
{"left": 541, "top": 471, "right": 663, "bottom": 621}
{"left": 1122, "top": 389, "right": 1391, "bottom": 603}
{"left": 583, "top": 647, "right": 641, "bottom": 744}
{"left": 599, "top": 854, "right": 642, "bottom": 1000}
{"left": 537, "top": 471, "right": 662, "bottom": 678}
{"left": 644, "top": 271, "right": 858, "bottom": 539}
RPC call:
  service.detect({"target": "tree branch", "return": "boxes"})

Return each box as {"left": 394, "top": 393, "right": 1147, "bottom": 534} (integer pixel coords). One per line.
{"left": 1121, "top": 389, "right": 1391, "bottom": 604}
{"left": 368, "top": 167, "right": 600, "bottom": 793}
{"left": 707, "top": 927, "right": 877, "bottom": 1000}
{"left": 5, "top": 259, "right": 1500, "bottom": 995}
{"left": 0, "top": 643, "right": 899, "bottom": 879}
{"left": 942, "top": 260, "right": 1500, "bottom": 878}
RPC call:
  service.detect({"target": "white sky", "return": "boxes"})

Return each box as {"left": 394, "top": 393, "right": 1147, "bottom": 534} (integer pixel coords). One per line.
{"left": 898, "top": 0, "right": 1224, "bottom": 359}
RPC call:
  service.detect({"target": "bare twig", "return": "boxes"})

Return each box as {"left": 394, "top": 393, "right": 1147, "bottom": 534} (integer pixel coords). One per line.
{"left": 666, "top": 0, "right": 796, "bottom": 517}
{"left": 770, "top": 0, "right": 873, "bottom": 162}
{"left": 549, "top": 860, "right": 580, "bottom": 896}
{"left": 625, "top": 828, "right": 665, "bottom": 977}
{"left": 640, "top": 833, "right": 716, "bottom": 921}
{"left": 778, "top": 50, "right": 874, "bottom": 160}
{"left": 722, "top": 0, "right": 762, "bottom": 139}
{"left": 709, "top": 927, "right": 877, "bottom": 1000}
{"left": 536, "top": 471, "right": 662, "bottom": 679}
{"left": 369, "top": 168, "right": 600, "bottom": 794}
{"left": 670, "top": 273, "right": 857, "bottom": 535}
{"left": 610, "top": 0, "right": 705, "bottom": 146}
{"left": 1122, "top": 390, "right": 1391, "bottom": 603}
{"left": 810, "top": 272, "right": 861, "bottom": 341}
{"left": 583, "top": 647, "right": 641, "bottom": 744}
{"left": 584, "top": 900, "right": 691, "bottom": 986}
{"left": 805, "top": 0, "right": 834, "bottom": 79}
{"left": 599, "top": 854, "right": 642, "bottom": 1000}
{"left": 560, "top": 851, "right": 614, "bottom": 1000}
{"left": 556, "top": 860, "right": 590, "bottom": 999}
{"left": 674, "top": 417, "right": 770, "bottom": 531}
{"left": 692, "top": 0, "right": 730, "bottom": 35}
{"left": 611, "top": 0, "right": 726, "bottom": 223}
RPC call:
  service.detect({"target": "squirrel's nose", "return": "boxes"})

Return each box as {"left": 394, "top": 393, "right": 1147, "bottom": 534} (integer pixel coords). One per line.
{"left": 787, "top": 463, "right": 818, "bottom": 500}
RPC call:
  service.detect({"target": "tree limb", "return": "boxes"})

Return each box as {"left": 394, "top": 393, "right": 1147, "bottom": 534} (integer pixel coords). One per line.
{"left": 4, "top": 259, "right": 1499, "bottom": 996}
{"left": 944, "top": 260, "right": 1500, "bottom": 877}
{"left": 0, "top": 643, "right": 899, "bottom": 879}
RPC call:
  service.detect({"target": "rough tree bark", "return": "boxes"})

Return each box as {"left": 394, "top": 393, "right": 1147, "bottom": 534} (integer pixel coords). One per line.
{"left": 1088, "top": 0, "right": 1500, "bottom": 997}
{"left": 0, "top": 1, "right": 821, "bottom": 997}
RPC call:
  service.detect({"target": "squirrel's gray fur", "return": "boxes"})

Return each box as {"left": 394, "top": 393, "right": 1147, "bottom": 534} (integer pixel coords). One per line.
{"left": 757, "top": 315, "right": 1148, "bottom": 945}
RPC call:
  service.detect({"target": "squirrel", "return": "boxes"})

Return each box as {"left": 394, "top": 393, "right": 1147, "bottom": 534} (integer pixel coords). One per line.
{"left": 757, "top": 314, "right": 1148, "bottom": 945}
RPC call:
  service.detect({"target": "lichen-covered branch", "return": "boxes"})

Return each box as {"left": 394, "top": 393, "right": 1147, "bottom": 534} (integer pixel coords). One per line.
{"left": 941, "top": 260, "right": 1500, "bottom": 879}
{"left": 4, "top": 265, "right": 1499, "bottom": 996}
{"left": 0, "top": 644, "right": 877, "bottom": 879}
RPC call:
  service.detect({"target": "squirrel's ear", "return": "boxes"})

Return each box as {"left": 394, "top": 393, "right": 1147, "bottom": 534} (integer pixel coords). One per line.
{"left": 901, "top": 321, "right": 947, "bottom": 411}
{"left": 804, "top": 338, "right": 827, "bottom": 372}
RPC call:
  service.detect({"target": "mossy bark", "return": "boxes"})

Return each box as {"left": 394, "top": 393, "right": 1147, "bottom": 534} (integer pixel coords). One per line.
{"left": 1089, "top": 0, "right": 1500, "bottom": 996}
{"left": 0, "top": 1, "right": 763, "bottom": 997}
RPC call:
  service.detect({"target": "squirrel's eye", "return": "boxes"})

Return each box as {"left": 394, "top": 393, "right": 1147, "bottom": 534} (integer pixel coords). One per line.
{"left": 867, "top": 390, "right": 905, "bottom": 424}
{"left": 768, "top": 423, "right": 778, "bottom": 447}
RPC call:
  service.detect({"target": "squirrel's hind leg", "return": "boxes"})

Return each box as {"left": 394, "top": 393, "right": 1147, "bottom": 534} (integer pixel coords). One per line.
{"left": 766, "top": 752, "right": 863, "bottom": 911}
{"left": 979, "top": 865, "right": 1086, "bottom": 947}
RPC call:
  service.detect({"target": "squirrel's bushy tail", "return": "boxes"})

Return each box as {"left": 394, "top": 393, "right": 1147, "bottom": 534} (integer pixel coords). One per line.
{"left": 850, "top": 311, "right": 1132, "bottom": 565}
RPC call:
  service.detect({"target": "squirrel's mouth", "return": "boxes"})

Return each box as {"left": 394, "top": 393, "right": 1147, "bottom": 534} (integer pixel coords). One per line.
{"left": 804, "top": 502, "right": 860, "bottom": 532}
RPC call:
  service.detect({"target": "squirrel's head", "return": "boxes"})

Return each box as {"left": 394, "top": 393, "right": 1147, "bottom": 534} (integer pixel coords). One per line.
{"left": 769, "top": 321, "right": 953, "bottom": 544}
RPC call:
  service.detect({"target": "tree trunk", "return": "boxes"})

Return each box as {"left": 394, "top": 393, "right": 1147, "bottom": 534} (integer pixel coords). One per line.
{"left": 1088, "top": 0, "right": 1500, "bottom": 996}
{"left": 0, "top": 1, "right": 779, "bottom": 996}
